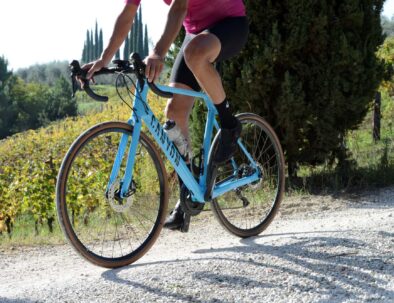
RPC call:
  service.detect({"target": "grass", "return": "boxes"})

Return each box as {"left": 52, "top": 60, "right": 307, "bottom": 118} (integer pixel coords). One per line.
{"left": 0, "top": 215, "right": 66, "bottom": 247}
{"left": 293, "top": 91, "right": 394, "bottom": 193}
{"left": 1, "top": 86, "right": 393, "bottom": 246}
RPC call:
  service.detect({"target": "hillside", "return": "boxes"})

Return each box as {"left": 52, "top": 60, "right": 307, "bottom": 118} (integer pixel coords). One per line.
{"left": 0, "top": 83, "right": 393, "bottom": 241}
{"left": 0, "top": 88, "right": 166, "bottom": 238}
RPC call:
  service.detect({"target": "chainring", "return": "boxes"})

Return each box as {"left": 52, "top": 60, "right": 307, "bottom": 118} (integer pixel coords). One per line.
{"left": 179, "top": 185, "right": 205, "bottom": 216}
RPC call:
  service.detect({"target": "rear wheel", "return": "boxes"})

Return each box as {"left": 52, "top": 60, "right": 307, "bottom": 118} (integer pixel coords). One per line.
{"left": 210, "top": 113, "right": 285, "bottom": 238}
{"left": 56, "top": 122, "right": 168, "bottom": 268}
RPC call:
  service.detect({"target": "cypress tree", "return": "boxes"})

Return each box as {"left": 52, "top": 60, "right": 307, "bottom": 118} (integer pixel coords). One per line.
{"left": 81, "top": 23, "right": 104, "bottom": 62}
{"left": 115, "top": 49, "right": 121, "bottom": 60}
{"left": 123, "top": 36, "right": 130, "bottom": 60}
{"left": 89, "top": 30, "right": 94, "bottom": 62}
{"left": 133, "top": 10, "right": 140, "bottom": 55}
{"left": 99, "top": 29, "right": 104, "bottom": 56}
{"left": 137, "top": 6, "right": 144, "bottom": 55}
{"left": 129, "top": 24, "right": 135, "bottom": 55}
{"left": 144, "top": 24, "right": 149, "bottom": 57}
{"left": 81, "top": 42, "right": 87, "bottom": 63}
{"left": 94, "top": 21, "right": 99, "bottom": 59}
{"left": 86, "top": 30, "right": 91, "bottom": 62}
{"left": 221, "top": 0, "right": 385, "bottom": 175}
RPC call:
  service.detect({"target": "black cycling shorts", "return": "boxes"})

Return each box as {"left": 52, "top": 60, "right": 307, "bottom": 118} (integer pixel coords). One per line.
{"left": 169, "top": 16, "right": 249, "bottom": 92}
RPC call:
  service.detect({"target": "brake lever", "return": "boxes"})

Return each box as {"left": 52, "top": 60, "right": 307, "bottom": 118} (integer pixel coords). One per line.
{"left": 130, "top": 53, "right": 146, "bottom": 92}
{"left": 69, "top": 60, "right": 108, "bottom": 102}
{"left": 70, "top": 60, "right": 82, "bottom": 98}
{"left": 71, "top": 72, "right": 79, "bottom": 98}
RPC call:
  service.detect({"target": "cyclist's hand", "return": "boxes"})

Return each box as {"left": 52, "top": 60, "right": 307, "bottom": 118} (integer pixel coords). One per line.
{"left": 78, "top": 59, "right": 106, "bottom": 87}
{"left": 144, "top": 54, "right": 164, "bottom": 83}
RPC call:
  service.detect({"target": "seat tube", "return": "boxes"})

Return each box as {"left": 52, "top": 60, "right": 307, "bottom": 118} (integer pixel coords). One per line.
{"left": 201, "top": 105, "right": 219, "bottom": 188}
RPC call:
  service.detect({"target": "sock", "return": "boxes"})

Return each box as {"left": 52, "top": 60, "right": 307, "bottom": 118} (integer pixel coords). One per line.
{"left": 215, "top": 99, "right": 237, "bottom": 129}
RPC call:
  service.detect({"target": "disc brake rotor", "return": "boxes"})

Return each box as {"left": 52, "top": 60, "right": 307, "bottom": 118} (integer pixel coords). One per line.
{"left": 107, "top": 179, "right": 133, "bottom": 213}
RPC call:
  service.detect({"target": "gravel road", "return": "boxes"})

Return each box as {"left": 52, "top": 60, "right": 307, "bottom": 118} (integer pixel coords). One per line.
{"left": 0, "top": 187, "right": 393, "bottom": 303}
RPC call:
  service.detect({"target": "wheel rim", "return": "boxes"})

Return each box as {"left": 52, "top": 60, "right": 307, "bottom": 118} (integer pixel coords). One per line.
{"left": 213, "top": 116, "right": 283, "bottom": 233}
{"left": 60, "top": 127, "right": 165, "bottom": 261}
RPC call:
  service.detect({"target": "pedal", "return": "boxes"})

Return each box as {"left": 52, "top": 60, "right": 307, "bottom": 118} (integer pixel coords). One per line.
{"left": 180, "top": 213, "right": 191, "bottom": 233}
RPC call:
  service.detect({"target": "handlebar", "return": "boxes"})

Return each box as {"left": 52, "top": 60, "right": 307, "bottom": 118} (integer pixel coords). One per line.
{"left": 70, "top": 53, "right": 173, "bottom": 102}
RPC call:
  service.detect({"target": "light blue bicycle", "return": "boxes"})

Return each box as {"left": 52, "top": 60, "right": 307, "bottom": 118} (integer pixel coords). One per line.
{"left": 56, "top": 53, "right": 285, "bottom": 268}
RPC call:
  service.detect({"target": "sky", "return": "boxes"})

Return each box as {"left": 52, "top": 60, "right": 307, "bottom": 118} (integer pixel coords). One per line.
{"left": 1, "top": 0, "right": 394, "bottom": 71}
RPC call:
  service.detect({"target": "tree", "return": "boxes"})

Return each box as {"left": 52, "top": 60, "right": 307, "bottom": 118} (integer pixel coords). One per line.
{"left": 89, "top": 30, "right": 94, "bottom": 61}
{"left": 115, "top": 49, "right": 121, "bottom": 60}
{"left": 137, "top": 6, "right": 144, "bottom": 55}
{"left": 221, "top": 0, "right": 385, "bottom": 176}
{"left": 99, "top": 29, "right": 104, "bottom": 56}
{"left": 0, "top": 56, "right": 78, "bottom": 139}
{"left": 0, "top": 56, "right": 15, "bottom": 138}
{"left": 119, "top": 7, "right": 150, "bottom": 59}
{"left": 381, "top": 15, "right": 394, "bottom": 36}
{"left": 44, "top": 76, "right": 77, "bottom": 122}
{"left": 16, "top": 61, "right": 69, "bottom": 86}
{"left": 123, "top": 35, "right": 130, "bottom": 60}
{"left": 81, "top": 23, "right": 105, "bottom": 63}
{"left": 144, "top": 24, "right": 149, "bottom": 57}
{"left": 84, "top": 30, "right": 92, "bottom": 63}
{"left": 94, "top": 21, "right": 99, "bottom": 59}
{"left": 376, "top": 36, "right": 394, "bottom": 99}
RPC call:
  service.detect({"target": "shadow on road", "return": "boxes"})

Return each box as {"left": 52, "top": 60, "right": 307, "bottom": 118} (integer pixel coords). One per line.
{"left": 101, "top": 231, "right": 394, "bottom": 302}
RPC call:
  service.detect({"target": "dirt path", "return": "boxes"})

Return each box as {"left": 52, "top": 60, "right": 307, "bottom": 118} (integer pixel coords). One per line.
{"left": 0, "top": 187, "right": 393, "bottom": 303}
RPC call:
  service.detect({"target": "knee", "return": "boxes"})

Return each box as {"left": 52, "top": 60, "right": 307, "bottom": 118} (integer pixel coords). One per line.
{"left": 184, "top": 37, "right": 211, "bottom": 70}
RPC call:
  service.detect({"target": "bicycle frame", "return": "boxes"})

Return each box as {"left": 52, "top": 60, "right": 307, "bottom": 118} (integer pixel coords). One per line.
{"left": 108, "top": 79, "right": 261, "bottom": 203}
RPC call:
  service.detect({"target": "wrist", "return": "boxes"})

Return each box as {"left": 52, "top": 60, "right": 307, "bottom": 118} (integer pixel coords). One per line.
{"left": 100, "top": 50, "right": 114, "bottom": 66}
{"left": 152, "top": 48, "right": 166, "bottom": 61}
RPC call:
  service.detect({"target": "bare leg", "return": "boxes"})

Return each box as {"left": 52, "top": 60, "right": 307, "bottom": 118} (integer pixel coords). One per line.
{"left": 183, "top": 33, "right": 224, "bottom": 104}
{"left": 183, "top": 32, "right": 241, "bottom": 165}
{"left": 164, "top": 82, "right": 195, "bottom": 148}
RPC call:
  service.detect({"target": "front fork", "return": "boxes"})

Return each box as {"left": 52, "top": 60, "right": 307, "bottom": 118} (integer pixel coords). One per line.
{"left": 106, "top": 119, "right": 142, "bottom": 199}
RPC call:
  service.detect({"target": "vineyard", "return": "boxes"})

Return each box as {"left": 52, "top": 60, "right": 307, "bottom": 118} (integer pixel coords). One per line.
{"left": 0, "top": 87, "right": 168, "bottom": 241}
{"left": 0, "top": 82, "right": 393, "bottom": 243}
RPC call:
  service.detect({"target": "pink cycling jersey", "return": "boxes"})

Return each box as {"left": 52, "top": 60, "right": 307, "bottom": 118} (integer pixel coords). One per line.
{"left": 125, "top": 0, "right": 245, "bottom": 34}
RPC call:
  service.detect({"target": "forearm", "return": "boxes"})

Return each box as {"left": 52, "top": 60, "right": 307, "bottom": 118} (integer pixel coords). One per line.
{"left": 101, "top": 4, "right": 138, "bottom": 65}
{"left": 153, "top": 1, "right": 187, "bottom": 58}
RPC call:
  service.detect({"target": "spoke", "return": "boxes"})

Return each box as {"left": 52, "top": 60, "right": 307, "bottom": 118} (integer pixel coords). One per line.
{"left": 101, "top": 212, "right": 109, "bottom": 257}
{"left": 130, "top": 206, "right": 157, "bottom": 227}
{"left": 119, "top": 214, "right": 136, "bottom": 252}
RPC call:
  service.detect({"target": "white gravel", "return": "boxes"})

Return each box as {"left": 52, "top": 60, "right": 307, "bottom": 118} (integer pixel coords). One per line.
{"left": 0, "top": 187, "right": 393, "bottom": 303}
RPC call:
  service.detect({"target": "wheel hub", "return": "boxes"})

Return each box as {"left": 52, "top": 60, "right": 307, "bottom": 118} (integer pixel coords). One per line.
{"left": 107, "top": 180, "right": 134, "bottom": 213}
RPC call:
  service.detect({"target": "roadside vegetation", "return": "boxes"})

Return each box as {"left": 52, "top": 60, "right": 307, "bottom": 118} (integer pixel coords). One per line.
{"left": 0, "top": 0, "right": 393, "bottom": 246}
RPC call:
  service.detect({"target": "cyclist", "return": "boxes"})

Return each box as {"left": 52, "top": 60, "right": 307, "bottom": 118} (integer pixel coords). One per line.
{"left": 83, "top": 0, "right": 249, "bottom": 231}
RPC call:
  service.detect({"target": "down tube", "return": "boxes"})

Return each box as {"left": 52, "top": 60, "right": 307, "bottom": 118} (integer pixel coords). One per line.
{"left": 142, "top": 114, "right": 205, "bottom": 202}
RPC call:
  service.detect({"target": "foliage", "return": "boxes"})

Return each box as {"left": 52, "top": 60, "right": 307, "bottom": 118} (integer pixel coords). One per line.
{"left": 222, "top": 0, "right": 385, "bottom": 176}
{"left": 381, "top": 15, "right": 394, "bottom": 36}
{"left": 16, "top": 61, "right": 70, "bottom": 86}
{"left": 0, "top": 57, "right": 78, "bottom": 139}
{"left": 82, "top": 21, "right": 105, "bottom": 63}
{"left": 123, "top": 6, "right": 150, "bottom": 60}
{"left": 377, "top": 36, "right": 394, "bottom": 94}
{"left": 296, "top": 89, "right": 394, "bottom": 192}
{"left": 165, "top": 27, "right": 185, "bottom": 80}
{"left": 0, "top": 87, "right": 166, "bottom": 238}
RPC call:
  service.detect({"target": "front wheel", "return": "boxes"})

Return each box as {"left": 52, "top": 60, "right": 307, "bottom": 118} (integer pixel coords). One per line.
{"left": 56, "top": 122, "right": 168, "bottom": 268}
{"left": 210, "top": 113, "right": 285, "bottom": 238}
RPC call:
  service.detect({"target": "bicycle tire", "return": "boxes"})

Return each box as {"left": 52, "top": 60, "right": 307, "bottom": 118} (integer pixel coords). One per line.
{"left": 56, "top": 121, "right": 168, "bottom": 268}
{"left": 209, "top": 113, "right": 285, "bottom": 238}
